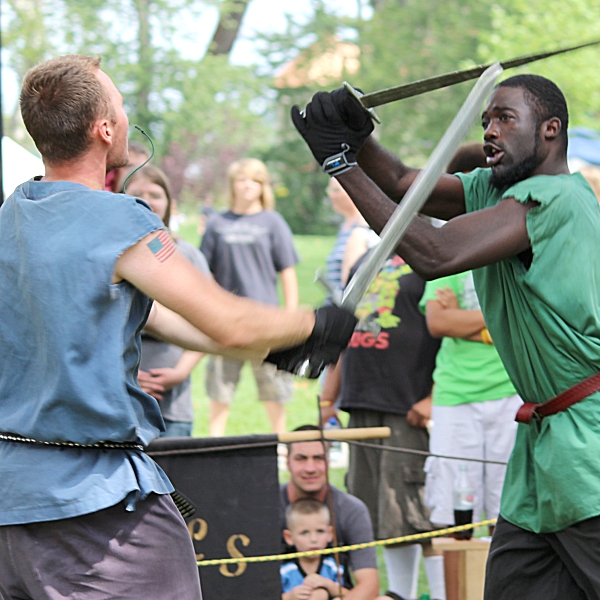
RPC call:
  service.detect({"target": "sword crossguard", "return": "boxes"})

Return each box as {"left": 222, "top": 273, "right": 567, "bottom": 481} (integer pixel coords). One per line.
{"left": 343, "top": 81, "right": 382, "bottom": 125}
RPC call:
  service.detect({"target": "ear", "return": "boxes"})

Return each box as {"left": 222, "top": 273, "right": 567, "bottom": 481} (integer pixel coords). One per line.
{"left": 326, "top": 525, "right": 333, "bottom": 543}
{"left": 283, "top": 529, "right": 294, "bottom": 546}
{"left": 94, "top": 117, "right": 113, "bottom": 146}
{"left": 541, "top": 117, "right": 562, "bottom": 141}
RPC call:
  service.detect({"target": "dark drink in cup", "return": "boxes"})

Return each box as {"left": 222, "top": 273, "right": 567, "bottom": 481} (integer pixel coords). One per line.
{"left": 453, "top": 508, "right": 474, "bottom": 540}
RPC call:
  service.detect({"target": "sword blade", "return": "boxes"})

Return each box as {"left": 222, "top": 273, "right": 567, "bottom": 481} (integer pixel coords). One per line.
{"left": 360, "top": 39, "right": 600, "bottom": 109}
{"left": 341, "top": 62, "right": 503, "bottom": 313}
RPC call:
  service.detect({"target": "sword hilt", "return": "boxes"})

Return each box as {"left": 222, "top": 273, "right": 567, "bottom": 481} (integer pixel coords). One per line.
{"left": 343, "top": 81, "right": 382, "bottom": 124}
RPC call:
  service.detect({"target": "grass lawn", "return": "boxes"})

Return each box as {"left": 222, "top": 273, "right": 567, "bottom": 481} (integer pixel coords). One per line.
{"left": 176, "top": 213, "right": 430, "bottom": 596}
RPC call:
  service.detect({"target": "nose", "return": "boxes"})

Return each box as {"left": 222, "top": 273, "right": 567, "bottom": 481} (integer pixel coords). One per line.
{"left": 484, "top": 119, "right": 498, "bottom": 141}
{"left": 305, "top": 458, "right": 317, "bottom": 472}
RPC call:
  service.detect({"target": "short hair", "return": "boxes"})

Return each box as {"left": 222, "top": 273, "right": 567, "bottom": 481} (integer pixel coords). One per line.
{"left": 497, "top": 74, "right": 569, "bottom": 151}
{"left": 287, "top": 424, "right": 330, "bottom": 453}
{"left": 285, "top": 498, "right": 330, "bottom": 530}
{"left": 20, "top": 55, "right": 112, "bottom": 163}
{"left": 227, "top": 158, "right": 275, "bottom": 210}
{"left": 126, "top": 165, "right": 173, "bottom": 226}
{"left": 446, "top": 142, "right": 487, "bottom": 174}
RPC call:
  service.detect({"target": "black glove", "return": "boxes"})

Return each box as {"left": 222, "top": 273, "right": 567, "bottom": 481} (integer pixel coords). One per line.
{"left": 330, "top": 86, "right": 374, "bottom": 136}
{"left": 265, "top": 305, "right": 358, "bottom": 379}
{"left": 291, "top": 91, "right": 374, "bottom": 177}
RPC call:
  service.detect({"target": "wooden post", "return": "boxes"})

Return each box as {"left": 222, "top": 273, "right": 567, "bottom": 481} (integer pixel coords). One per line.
{"left": 432, "top": 538, "right": 490, "bottom": 600}
{"left": 278, "top": 427, "right": 391, "bottom": 443}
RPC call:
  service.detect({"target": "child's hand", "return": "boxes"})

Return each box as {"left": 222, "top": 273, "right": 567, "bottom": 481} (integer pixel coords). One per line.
{"left": 287, "top": 583, "right": 314, "bottom": 600}
{"left": 303, "top": 574, "right": 333, "bottom": 591}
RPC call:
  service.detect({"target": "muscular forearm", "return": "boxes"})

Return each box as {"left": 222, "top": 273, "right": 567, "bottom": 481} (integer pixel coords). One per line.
{"left": 342, "top": 569, "right": 379, "bottom": 600}
{"left": 356, "top": 137, "right": 419, "bottom": 202}
{"left": 336, "top": 166, "right": 398, "bottom": 236}
{"left": 118, "top": 246, "right": 316, "bottom": 352}
{"left": 333, "top": 169, "right": 461, "bottom": 279}
{"left": 145, "top": 303, "right": 266, "bottom": 360}
{"left": 336, "top": 167, "right": 532, "bottom": 280}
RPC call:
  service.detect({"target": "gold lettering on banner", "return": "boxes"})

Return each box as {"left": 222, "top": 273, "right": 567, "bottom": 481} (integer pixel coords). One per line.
{"left": 219, "top": 534, "right": 251, "bottom": 577}
{"left": 188, "top": 518, "right": 208, "bottom": 561}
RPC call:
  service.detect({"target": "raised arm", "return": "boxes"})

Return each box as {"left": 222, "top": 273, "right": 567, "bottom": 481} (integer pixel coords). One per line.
{"left": 116, "top": 232, "right": 358, "bottom": 378}
{"left": 337, "top": 166, "right": 534, "bottom": 280}
{"left": 356, "top": 137, "right": 466, "bottom": 219}
{"left": 292, "top": 89, "right": 466, "bottom": 222}
{"left": 116, "top": 237, "right": 315, "bottom": 352}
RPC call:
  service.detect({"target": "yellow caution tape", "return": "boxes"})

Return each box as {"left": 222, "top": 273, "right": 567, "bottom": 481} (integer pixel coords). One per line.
{"left": 197, "top": 518, "right": 496, "bottom": 566}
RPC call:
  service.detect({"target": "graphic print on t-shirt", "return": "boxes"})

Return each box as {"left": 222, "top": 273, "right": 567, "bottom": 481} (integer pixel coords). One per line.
{"left": 355, "top": 255, "right": 412, "bottom": 329}
{"left": 216, "top": 221, "right": 270, "bottom": 245}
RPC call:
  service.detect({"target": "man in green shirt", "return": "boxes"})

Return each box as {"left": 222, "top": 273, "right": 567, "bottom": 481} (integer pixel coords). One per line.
{"left": 420, "top": 270, "right": 519, "bottom": 533}
{"left": 292, "top": 75, "right": 600, "bottom": 599}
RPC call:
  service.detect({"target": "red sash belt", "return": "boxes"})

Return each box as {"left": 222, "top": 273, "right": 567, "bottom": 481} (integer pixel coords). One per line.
{"left": 515, "top": 372, "right": 600, "bottom": 424}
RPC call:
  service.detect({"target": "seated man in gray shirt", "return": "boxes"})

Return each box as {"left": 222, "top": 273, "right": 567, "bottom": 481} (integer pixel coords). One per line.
{"left": 280, "top": 425, "right": 379, "bottom": 600}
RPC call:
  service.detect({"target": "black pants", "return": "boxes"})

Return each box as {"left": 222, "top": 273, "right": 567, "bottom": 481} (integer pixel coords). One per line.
{"left": 485, "top": 515, "right": 600, "bottom": 600}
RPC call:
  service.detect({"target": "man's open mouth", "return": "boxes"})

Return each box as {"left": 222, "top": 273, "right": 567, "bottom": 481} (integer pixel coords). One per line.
{"left": 484, "top": 144, "right": 505, "bottom": 167}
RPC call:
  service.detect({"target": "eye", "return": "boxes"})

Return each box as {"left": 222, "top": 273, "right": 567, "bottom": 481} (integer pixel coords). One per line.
{"left": 481, "top": 119, "right": 489, "bottom": 129}
{"left": 500, "top": 114, "right": 511, "bottom": 122}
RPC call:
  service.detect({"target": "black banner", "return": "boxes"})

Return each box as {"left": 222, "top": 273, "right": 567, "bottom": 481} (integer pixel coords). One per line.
{"left": 147, "top": 435, "right": 281, "bottom": 600}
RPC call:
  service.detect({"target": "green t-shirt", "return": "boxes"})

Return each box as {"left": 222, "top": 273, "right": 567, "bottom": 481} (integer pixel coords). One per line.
{"left": 458, "top": 168, "right": 600, "bottom": 533}
{"left": 419, "top": 271, "right": 516, "bottom": 406}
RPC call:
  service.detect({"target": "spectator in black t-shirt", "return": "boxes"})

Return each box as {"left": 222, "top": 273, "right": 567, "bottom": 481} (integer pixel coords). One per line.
{"left": 320, "top": 255, "right": 443, "bottom": 600}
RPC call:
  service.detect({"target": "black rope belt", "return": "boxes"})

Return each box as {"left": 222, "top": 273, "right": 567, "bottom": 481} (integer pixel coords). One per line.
{"left": 0, "top": 432, "right": 144, "bottom": 451}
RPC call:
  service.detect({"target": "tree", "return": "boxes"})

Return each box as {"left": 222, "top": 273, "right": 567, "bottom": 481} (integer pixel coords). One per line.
{"left": 478, "top": 0, "right": 600, "bottom": 128}
{"left": 357, "top": 0, "right": 493, "bottom": 164}
{"left": 255, "top": 2, "right": 359, "bottom": 233}
{"left": 3, "top": 0, "right": 58, "bottom": 144}
{"left": 208, "top": 0, "right": 251, "bottom": 56}
{"left": 2, "top": 0, "right": 273, "bottom": 207}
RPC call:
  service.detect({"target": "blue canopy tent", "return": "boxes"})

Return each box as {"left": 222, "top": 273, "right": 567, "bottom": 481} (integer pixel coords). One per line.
{"left": 568, "top": 127, "right": 600, "bottom": 166}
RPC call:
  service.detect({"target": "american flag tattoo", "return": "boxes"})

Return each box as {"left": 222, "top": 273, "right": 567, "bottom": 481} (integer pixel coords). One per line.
{"left": 147, "top": 230, "right": 176, "bottom": 263}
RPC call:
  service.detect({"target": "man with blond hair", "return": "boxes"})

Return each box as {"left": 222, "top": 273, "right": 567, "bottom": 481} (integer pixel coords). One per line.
{"left": 0, "top": 55, "right": 356, "bottom": 600}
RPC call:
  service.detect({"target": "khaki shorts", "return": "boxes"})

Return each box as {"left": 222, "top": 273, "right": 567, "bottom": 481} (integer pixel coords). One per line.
{"left": 206, "top": 356, "right": 293, "bottom": 405}
{"left": 346, "top": 409, "right": 433, "bottom": 539}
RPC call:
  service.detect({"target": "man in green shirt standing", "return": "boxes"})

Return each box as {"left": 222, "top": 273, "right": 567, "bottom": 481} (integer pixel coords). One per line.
{"left": 292, "top": 74, "right": 600, "bottom": 599}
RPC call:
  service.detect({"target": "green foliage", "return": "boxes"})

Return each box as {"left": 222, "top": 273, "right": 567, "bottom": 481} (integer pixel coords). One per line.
{"left": 158, "top": 54, "right": 274, "bottom": 203}
{"left": 3, "top": 0, "right": 56, "bottom": 77}
{"left": 5, "top": 0, "right": 600, "bottom": 234}
{"left": 357, "top": 0, "right": 493, "bottom": 163}
{"left": 2, "top": 0, "right": 272, "bottom": 207}
{"left": 479, "top": 0, "right": 600, "bottom": 128}
{"left": 255, "top": 2, "right": 359, "bottom": 234}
